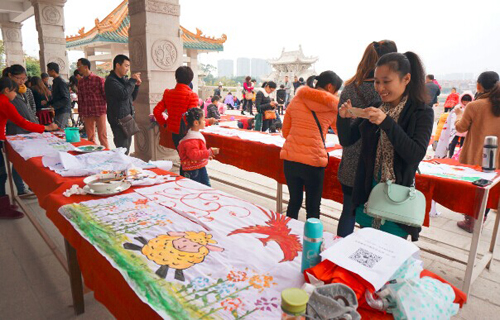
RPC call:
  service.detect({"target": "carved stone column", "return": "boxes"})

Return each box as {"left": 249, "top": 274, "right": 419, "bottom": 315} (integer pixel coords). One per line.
{"left": 187, "top": 49, "right": 198, "bottom": 94}
{"left": 31, "top": 0, "right": 70, "bottom": 79}
{"left": 0, "top": 22, "right": 25, "bottom": 67}
{"left": 128, "top": 0, "right": 183, "bottom": 161}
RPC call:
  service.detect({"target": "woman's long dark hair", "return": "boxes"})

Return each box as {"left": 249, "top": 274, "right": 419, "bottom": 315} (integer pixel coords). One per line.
{"left": 30, "top": 76, "right": 51, "bottom": 98}
{"left": 262, "top": 81, "right": 277, "bottom": 89}
{"left": 6, "top": 64, "right": 26, "bottom": 76}
{"left": 376, "top": 52, "right": 427, "bottom": 106}
{"left": 346, "top": 40, "right": 398, "bottom": 87}
{"left": 477, "top": 71, "right": 500, "bottom": 116}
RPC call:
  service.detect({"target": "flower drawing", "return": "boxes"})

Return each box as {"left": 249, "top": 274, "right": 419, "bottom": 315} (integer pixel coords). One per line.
{"left": 254, "top": 297, "right": 279, "bottom": 312}
{"left": 226, "top": 270, "right": 248, "bottom": 283}
{"left": 248, "top": 274, "right": 277, "bottom": 293}
{"left": 215, "top": 282, "right": 235, "bottom": 295}
{"left": 221, "top": 297, "right": 244, "bottom": 312}
{"left": 190, "top": 276, "right": 210, "bottom": 290}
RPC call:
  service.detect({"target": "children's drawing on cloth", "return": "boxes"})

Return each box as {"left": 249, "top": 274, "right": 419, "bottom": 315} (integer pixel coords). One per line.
{"left": 124, "top": 231, "right": 224, "bottom": 281}
{"left": 228, "top": 206, "right": 302, "bottom": 262}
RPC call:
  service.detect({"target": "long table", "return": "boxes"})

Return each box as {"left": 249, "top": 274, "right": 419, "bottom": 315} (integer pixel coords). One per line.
{"left": 159, "top": 126, "right": 500, "bottom": 297}
{"left": 4, "top": 138, "right": 399, "bottom": 319}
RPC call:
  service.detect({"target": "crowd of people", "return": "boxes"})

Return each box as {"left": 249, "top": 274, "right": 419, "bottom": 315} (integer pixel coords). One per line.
{"left": 1, "top": 42, "right": 500, "bottom": 240}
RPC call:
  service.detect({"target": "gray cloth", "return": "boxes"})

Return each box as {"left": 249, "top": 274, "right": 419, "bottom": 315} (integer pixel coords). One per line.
{"left": 105, "top": 71, "right": 139, "bottom": 126}
{"left": 337, "top": 81, "right": 381, "bottom": 187}
{"left": 306, "top": 284, "right": 361, "bottom": 320}
{"left": 425, "top": 82, "right": 440, "bottom": 105}
{"left": 6, "top": 93, "right": 39, "bottom": 135}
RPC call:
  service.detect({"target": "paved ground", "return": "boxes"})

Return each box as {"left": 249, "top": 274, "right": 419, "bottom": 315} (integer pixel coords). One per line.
{"left": 0, "top": 109, "right": 499, "bottom": 319}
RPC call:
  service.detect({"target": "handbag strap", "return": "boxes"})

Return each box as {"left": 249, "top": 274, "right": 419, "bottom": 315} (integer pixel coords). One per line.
{"left": 385, "top": 180, "right": 416, "bottom": 204}
{"left": 311, "top": 110, "right": 329, "bottom": 166}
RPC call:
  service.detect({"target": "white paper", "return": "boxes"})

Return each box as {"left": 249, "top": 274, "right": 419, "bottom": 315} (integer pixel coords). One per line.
{"left": 320, "top": 228, "right": 419, "bottom": 291}
{"left": 7, "top": 132, "right": 75, "bottom": 160}
{"left": 148, "top": 160, "right": 173, "bottom": 172}
{"left": 419, "top": 161, "right": 498, "bottom": 181}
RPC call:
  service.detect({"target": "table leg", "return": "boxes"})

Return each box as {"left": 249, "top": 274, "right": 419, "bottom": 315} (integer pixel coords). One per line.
{"left": 462, "top": 188, "right": 489, "bottom": 298}
{"left": 64, "top": 239, "right": 85, "bottom": 315}
{"left": 487, "top": 201, "right": 500, "bottom": 269}
{"left": 276, "top": 183, "right": 283, "bottom": 214}
{"left": 3, "top": 147, "right": 16, "bottom": 204}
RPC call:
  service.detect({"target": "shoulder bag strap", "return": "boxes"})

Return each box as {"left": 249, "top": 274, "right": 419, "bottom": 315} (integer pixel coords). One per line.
{"left": 311, "top": 110, "right": 329, "bottom": 167}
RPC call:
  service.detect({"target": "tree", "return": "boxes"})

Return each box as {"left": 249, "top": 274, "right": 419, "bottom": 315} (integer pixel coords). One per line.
{"left": 25, "top": 56, "right": 41, "bottom": 78}
{"left": 0, "top": 40, "right": 5, "bottom": 71}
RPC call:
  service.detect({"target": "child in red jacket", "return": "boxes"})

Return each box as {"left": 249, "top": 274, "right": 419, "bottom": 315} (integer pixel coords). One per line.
{"left": 178, "top": 108, "right": 219, "bottom": 186}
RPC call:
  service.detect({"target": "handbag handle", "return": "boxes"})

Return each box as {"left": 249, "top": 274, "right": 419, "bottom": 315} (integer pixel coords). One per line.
{"left": 385, "top": 180, "right": 416, "bottom": 204}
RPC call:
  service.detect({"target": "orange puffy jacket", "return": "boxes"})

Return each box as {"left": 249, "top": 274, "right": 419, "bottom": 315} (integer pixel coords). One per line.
{"left": 153, "top": 83, "right": 199, "bottom": 134}
{"left": 280, "top": 86, "right": 339, "bottom": 167}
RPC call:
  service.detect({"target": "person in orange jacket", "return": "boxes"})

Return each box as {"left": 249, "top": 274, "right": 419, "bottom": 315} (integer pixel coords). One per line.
{"left": 280, "top": 71, "right": 342, "bottom": 220}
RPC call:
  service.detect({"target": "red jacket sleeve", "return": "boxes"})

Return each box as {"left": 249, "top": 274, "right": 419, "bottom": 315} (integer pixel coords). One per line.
{"left": 153, "top": 90, "right": 169, "bottom": 127}
{"left": 1, "top": 96, "right": 44, "bottom": 133}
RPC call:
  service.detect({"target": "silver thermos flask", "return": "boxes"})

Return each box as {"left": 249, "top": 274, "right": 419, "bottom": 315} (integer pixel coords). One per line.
{"left": 482, "top": 136, "right": 498, "bottom": 172}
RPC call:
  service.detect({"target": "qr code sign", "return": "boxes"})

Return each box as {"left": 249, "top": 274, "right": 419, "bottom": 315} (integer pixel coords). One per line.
{"left": 348, "top": 248, "right": 382, "bottom": 268}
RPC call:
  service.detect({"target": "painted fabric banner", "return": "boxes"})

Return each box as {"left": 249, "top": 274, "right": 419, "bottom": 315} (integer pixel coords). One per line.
{"left": 6, "top": 132, "right": 75, "bottom": 159}
{"left": 60, "top": 179, "right": 332, "bottom": 319}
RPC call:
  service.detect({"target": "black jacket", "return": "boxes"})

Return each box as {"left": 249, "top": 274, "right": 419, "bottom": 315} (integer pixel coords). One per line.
{"left": 425, "top": 82, "right": 441, "bottom": 105}
{"left": 255, "top": 91, "right": 273, "bottom": 114}
{"left": 49, "top": 76, "right": 71, "bottom": 115}
{"left": 105, "top": 71, "right": 139, "bottom": 126}
{"left": 337, "top": 98, "right": 434, "bottom": 240}
{"left": 276, "top": 89, "right": 286, "bottom": 105}
{"left": 206, "top": 104, "right": 221, "bottom": 119}
{"left": 6, "top": 93, "right": 39, "bottom": 135}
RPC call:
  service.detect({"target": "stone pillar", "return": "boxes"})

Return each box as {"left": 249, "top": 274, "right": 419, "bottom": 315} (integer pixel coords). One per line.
{"left": 187, "top": 49, "right": 199, "bottom": 94}
{"left": 128, "top": 0, "right": 183, "bottom": 161}
{"left": 31, "top": 0, "right": 70, "bottom": 79}
{"left": 0, "top": 22, "right": 25, "bottom": 67}
{"left": 84, "top": 47, "right": 97, "bottom": 71}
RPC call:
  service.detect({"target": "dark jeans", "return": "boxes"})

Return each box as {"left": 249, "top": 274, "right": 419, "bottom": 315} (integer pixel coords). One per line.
{"left": 277, "top": 104, "right": 284, "bottom": 115}
{"left": 183, "top": 167, "right": 211, "bottom": 187}
{"left": 449, "top": 136, "right": 465, "bottom": 158}
{"left": 262, "top": 118, "right": 273, "bottom": 132}
{"left": 110, "top": 124, "right": 132, "bottom": 155}
{"left": 284, "top": 160, "right": 325, "bottom": 220}
{"left": 243, "top": 99, "right": 253, "bottom": 114}
{"left": 337, "top": 184, "right": 356, "bottom": 237}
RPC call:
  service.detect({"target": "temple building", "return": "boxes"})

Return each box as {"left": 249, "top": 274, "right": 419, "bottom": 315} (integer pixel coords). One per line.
{"left": 65, "top": 0, "right": 226, "bottom": 93}
{"left": 267, "top": 45, "right": 318, "bottom": 83}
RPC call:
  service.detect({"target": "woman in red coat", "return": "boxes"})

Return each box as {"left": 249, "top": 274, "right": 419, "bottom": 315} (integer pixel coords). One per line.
{"left": 0, "top": 77, "right": 58, "bottom": 219}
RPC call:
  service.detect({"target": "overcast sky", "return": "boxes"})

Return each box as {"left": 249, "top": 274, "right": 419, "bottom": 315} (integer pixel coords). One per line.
{"left": 11, "top": 0, "right": 500, "bottom": 80}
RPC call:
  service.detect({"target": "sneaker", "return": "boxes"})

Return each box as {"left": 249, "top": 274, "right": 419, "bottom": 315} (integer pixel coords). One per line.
{"left": 0, "top": 196, "right": 24, "bottom": 219}
{"left": 18, "top": 189, "right": 36, "bottom": 198}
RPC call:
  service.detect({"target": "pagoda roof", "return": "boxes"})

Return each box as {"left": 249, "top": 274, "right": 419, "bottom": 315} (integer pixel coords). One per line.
{"left": 65, "top": 0, "right": 226, "bottom": 52}
{"left": 268, "top": 46, "right": 318, "bottom": 65}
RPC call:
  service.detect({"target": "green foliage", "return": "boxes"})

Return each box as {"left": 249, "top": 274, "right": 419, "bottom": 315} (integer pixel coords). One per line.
{"left": 25, "top": 56, "right": 41, "bottom": 78}
{"left": 0, "top": 40, "right": 5, "bottom": 70}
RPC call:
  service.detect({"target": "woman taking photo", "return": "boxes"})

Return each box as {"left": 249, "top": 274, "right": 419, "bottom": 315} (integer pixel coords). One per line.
{"left": 337, "top": 52, "right": 433, "bottom": 240}
{"left": 255, "top": 81, "right": 278, "bottom": 132}
{"left": 241, "top": 76, "right": 254, "bottom": 115}
{"left": 336, "top": 40, "right": 397, "bottom": 237}
{"left": 454, "top": 71, "right": 500, "bottom": 232}
{"left": 281, "top": 71, "right": 342, "bottom": 220}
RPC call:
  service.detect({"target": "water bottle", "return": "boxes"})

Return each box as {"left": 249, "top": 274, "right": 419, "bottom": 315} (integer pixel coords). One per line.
{"left": 301, "top": 218, "right": 323, "bottom": 272}
{"left": 482, "top": 136, "right": 498, "bottom": 173}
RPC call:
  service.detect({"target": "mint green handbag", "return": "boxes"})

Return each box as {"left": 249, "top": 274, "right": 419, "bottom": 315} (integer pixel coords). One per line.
{"left": 364, "top": 180, "right": 425, "bottom": 227}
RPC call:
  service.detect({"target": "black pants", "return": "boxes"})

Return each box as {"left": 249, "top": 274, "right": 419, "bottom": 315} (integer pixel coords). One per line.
{"left": 243, "top": 99, "right": 253, "bottom": 114}
{"left": 284, "top": 160, "right": 325, "bottom": 220}
{"left": 337, "top": 184, "right": 356, "bottom": 237}
{"left": 262, "top": 118, "right": 273, "bottom": 132}
{"left": 277, "top": 104, "right": 284, "bottom": 115}
{"left": 449, "top": 136, "right": 465, "bottom": 158}
{"left": 110, "top": 124, "right": 132, "bottom": 155}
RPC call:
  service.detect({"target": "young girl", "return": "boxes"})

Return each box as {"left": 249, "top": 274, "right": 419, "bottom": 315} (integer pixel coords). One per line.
{"left": 338, "top": 52, "right": 433, "bottom": 241}
{"left": 0, "top": 77, "right": 58, "bottom": 219}
{"left": 178, "top": 108, "right": 219, "bottom": 186}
